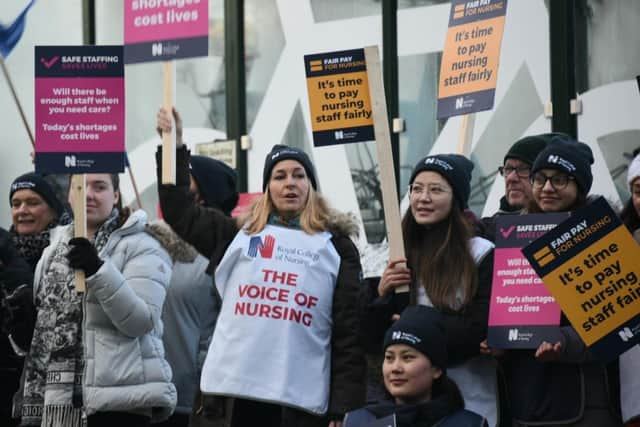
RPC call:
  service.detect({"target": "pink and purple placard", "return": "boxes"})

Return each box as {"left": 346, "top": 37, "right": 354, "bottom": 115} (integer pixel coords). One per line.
{"left": 487, "top": 212, "right": 568, "bottom": 349}
{"left": 124, "top": 0, "right": 209, "bottom": 64}
{"left": 35, "top": 45, "right": 125, "bottom": 174}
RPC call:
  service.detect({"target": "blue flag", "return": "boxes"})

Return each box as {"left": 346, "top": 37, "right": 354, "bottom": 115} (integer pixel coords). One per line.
{"left": 0, "top": 0, "right": 36, "bottom": 58}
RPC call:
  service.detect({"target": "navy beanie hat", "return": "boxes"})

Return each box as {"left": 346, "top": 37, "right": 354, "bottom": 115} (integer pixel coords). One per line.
{"left": 262, "top": 145, "right": 317, "bottom": 191}
{"left": 409, "top": 154, "right": 474, "bottom": 209}
{"left": 189, "top": 156, "right": 239, "bottom": 215}
{"left": 9, "top": 172, "right": 64, "bottom": 218}
{"left": 384, "top": 305, "right": 448, "bottom": 372}
{"left": 504, "top": 133, "right": 568, "bottom": 166}
{"left": 531, "top": 136, "right": 595, "bottom": 194}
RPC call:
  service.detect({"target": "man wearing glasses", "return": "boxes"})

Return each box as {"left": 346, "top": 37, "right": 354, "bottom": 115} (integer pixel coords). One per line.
{"left": 481, "top": 133, "right": 567, "bottom": 241}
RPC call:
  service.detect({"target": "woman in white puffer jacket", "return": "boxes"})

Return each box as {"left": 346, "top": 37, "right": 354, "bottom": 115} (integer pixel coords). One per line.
{"left": 17, "top": 173, "right": 175, "bottom": 427}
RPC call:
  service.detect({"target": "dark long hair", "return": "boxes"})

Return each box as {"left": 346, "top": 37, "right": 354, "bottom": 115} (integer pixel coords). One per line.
{"left": 621, "top": 198, "right": 640, "bottom": 232}
{"left": 109, "top": 174, "right": 131, "bottom": 228}
{"left": 402, "top": 203, "right": 477, "bottom": 312}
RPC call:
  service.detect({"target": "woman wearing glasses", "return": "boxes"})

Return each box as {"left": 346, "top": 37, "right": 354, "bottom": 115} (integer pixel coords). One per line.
{"left": 505, "top": 136, "right": 622, "bottom": 427}
{"left": 375, "top": 154, "right": 498, "bottom": 426}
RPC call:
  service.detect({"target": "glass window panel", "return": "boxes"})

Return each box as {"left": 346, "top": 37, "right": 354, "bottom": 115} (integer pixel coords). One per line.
{"left": 310, "top": 0, "right": 380, "bottom": 22}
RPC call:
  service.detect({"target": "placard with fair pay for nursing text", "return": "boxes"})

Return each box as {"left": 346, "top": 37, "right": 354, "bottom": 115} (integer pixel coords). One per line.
{"left": 522, "top": 197, "right": 640, "bottom": 360}
{"left": 304, "top": 48, "right": 374, "bottom": 147}
{"left": 437, "top": 0, "right": 507, "bottom": 118}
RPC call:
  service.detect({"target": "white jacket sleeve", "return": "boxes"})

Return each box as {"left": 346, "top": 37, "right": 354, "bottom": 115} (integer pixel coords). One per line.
{"left": 87, "top": 240, "right": 172, "bottom": 337}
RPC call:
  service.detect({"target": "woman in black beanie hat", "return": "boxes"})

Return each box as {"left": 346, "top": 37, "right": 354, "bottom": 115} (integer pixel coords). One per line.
{"left": 343, "top": 306, "right": 487, "bottom": 427}
{"left": 503, "top": 136, "right": 622, "bottom": 427}
{"left": 1, "top": 173, "right": 71, "bottom": 427}
{"left": 156, "top": 108, "right": 366, "bottom": 427}
{"left": 527, "top": 136, "right": 594, "bottom": 213}
{"left": 373, "top": 154, "right": 498, "bottom": 425}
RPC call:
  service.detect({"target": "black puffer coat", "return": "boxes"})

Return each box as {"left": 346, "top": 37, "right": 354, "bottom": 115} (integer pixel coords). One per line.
{"left": 0, "top": 227, "right": 34, "bottom": 426}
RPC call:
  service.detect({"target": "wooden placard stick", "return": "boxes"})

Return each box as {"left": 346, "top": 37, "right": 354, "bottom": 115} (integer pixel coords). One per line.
{"left": 364, "top": 46, "right": 408, "bottom": 293}
{"left": 456, "top": 113, "right": 475, "bottom": 156}
{"left": 161, "top": 60, "right": 176, "bottom": 184}
{"left": 71, "top": 174, "right": 87, "bottom": 293}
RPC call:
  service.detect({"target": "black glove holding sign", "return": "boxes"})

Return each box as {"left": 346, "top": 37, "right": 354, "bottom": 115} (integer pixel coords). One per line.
{"left": 66, "top": 237, "right": 104, "bottom": 277}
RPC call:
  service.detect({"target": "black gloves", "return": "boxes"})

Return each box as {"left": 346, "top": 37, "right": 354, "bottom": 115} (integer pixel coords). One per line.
{"left": 67, "top": 237, "right": 103, "bottom": 277}
{"left": 2, "top": 284, "right": 36, "bottom": 351}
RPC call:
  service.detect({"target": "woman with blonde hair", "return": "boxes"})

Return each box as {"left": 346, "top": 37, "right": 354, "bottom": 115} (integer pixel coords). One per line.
{"left": 156, "top": 108, "right": 366, "bottom": 427}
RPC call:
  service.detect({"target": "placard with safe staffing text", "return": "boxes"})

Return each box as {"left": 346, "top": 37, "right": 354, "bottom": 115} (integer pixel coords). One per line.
{"left": 35, "top": 45, "right": 125, "bottom": 174}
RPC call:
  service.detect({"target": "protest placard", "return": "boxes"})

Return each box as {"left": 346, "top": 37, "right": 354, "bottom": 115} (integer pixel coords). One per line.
{"left": 304, "top": 48, "right": 374, "bottom": 147}
{"left": 522, "top": 197, "right": 640, "bottom": 360}
{"left": 437, "top": 0, "right": 507, "bottom": 119}
{"left": 35, "top": 45, "right": 125, "bottom": 174}
{"left": 123, "top": 0, "right": 209, "bottom": 64}
{"left": 487, "top": 213, "right": 567, "bottom": 348}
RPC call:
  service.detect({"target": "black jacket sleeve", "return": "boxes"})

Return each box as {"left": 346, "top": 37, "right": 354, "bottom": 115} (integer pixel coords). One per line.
{"left": 0, "top": 228, "right": 36, "bottom": 352}
{"left": 442, "top": 249, "right": 493, "bottom": 366}
{"left": 156, "top": 146, "right": 239, "bottom": 266}
{"left": 328, "top": 235, "right": 367, "bottom": 417}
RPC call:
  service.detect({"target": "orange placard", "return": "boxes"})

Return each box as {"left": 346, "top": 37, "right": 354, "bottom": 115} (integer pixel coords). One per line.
{"left": 304, "top": 49, "right": 374, "bottom": 147}
{"left": 437, "top": 0, "right": 508, "bottom": 118}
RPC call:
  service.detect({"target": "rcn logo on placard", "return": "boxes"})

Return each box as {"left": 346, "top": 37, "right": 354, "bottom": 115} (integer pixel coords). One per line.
{"left": 152, "top": 43, "right": 163, "bottom": 56}
{"left": 508, "top": 329, "right": 519, "bottom": 341}
{"left": 455, "top": 97, "right": 464, "bottom": 109}
{"left": 151, "top": 42, "right": 179, "bottom": 57}
{"left": 64, "top": 155, "right": 77, "bottom": 167}
{"left": 335, "top": 130, "right": 344, "bottom": 140}
{"left": 618, "top": 327, "right": 634, "bottom": 343}
{"left": 248, "top": 235, "right": 275, "bottom": 258}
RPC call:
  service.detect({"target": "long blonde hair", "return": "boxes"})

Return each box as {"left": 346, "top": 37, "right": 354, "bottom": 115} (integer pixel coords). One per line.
{"left": 240, "top": 185, "right": 332, "bottom": 235}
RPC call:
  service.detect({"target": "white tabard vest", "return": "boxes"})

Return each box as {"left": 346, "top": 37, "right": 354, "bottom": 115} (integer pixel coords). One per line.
{"left": 200, "top": 225, "right": 341, "bottom": 415}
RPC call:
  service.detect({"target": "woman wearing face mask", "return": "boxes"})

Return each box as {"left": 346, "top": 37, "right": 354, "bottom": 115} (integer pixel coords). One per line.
{"left": 155, "top": 121, "right": 366, "bottom": 427}
{"left": 504, "top": 136, "right": 622, "bottom": 427}
{"left": 14, "top": 173, "right": 175, "bottom": 427}
{"left": 344, "top": 305, "right": 487, "bottom": 427}
{"left": 375, "top": 154, "right": 497, "bottom": 426}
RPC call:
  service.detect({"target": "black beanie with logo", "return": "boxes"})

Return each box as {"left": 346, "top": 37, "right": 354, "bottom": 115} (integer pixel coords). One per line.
{"left": 9, "top": 172, "right": 64, "bottom": 218}
{"left": 262, "top": 145, "right": 317, "bottom": 191}
{"left": 383, "top": 305, "right": 448, "bottom": 372}
{"left": 409, "top": 154, "right": 474, "bottom": 209}
{"left": 531, "top": 136, "right": 594, "bottom": 194}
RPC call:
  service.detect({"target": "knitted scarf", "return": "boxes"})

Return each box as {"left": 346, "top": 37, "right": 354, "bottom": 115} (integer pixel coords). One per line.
{"left": 11, "top": 212, "right": 72, "bottom": 271}
{"left": 267, "top": 213, "right": 301, "bottom": 229}
{"left": 21, "top": 210, "right": 119, "bottom": 427}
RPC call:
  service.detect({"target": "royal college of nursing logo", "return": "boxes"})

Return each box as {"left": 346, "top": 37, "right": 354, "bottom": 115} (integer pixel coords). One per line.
{"left": 248, "top": 235, "right": 276, "bottom": 258}
{"left": 618, "top": 327, "right": 634, "bottom": 343}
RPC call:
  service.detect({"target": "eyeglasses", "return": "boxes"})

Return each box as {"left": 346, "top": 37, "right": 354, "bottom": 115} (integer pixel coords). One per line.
{"left": 530, "top": 172, "right": 575, "bottom": 190}
{"left": 409, "top": 183, "right": 452, "bottom": 199}
{"left": 498, "top": 165, "right": 531, "bottom": 179}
